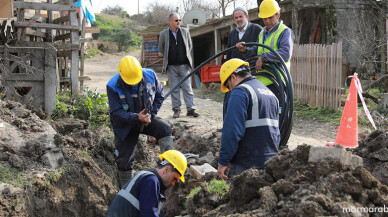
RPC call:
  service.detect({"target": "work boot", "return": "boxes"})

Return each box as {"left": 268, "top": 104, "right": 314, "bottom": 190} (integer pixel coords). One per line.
{"left": 187, "top": 109, "right": 200, "bottom": 117}
{"left": 173, "top": 109, "right": 181, "bottom": 118}
{"left": 158, "top": 136, "right": 173, "bottom": 153}
{"left": 118, "top": 170, "right": 133, "bottom": 188}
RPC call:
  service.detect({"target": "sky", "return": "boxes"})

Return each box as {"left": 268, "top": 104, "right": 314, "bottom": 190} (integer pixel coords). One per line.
{"left": 92, "top": 0, "right": 256, "bottom": 17}
{"left": 93, "top": 0, "right": 175, "bottom": 16}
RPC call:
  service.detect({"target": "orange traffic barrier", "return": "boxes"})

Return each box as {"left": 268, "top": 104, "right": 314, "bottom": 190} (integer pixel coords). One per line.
{"left": 326, "top": 74, "right": 359, "bottom": 148}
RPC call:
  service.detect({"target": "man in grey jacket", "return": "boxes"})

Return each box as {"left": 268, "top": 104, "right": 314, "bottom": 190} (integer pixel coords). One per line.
{"left": 158, "top": 12, "right": 199, "bottom": 119}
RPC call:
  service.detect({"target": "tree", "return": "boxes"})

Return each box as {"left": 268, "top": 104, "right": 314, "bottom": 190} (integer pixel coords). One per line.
{"left": 218, "top": 0, "right": 235, "bottom": 17}
{"left": 180, "top": 0, "right": 220, "bottom": 19}
{"left": 100, "top": 5, "right": 124, "bottom": 16}
{"left": 143, "top": 2, "right": 174, "bottom": 25}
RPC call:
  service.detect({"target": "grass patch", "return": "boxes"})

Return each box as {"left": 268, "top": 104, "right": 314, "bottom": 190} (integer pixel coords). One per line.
{"left": 0, "top": 166, "right": 26, "bottom": 188}
{"left": 80, "top": 151, "right": 91, "bottom": 159}
{"left": 184, "top": 186, "right": 201, "bottom": 209}
{"left": 84, "top": 48, "right": 102, "bottom": 59}
{"left": 294, "top": 101, "right": 342, "bottom": 125}
{"left": 207, "top": 179, "right": 229, "bottom": 198}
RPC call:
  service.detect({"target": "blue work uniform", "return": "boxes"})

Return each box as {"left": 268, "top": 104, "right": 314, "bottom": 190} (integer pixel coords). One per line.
{"left": 106, "top": 169, "right": 167, "bottom": 217}
{"left": 219, "top": 76, "right": 280, "bottom": 176}
{"left": 106, "top": 69, "right": 171, "bottom": 171}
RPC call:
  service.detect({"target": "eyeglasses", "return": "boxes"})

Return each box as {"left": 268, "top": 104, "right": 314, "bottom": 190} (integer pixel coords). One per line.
{"left": 224, "top": 77, "right": 231, "bottom": 88}
{"left": 175, "top": 19, "right": 181, "bottom": 22}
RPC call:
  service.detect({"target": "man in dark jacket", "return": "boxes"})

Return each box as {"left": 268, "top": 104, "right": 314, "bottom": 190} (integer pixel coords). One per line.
{"left": 106, "top": 56, "right": 173, "bottom": 187}
{"left": 226, "top": 7, "right": 262, "bottom": 62}
{"left": 106, "top": 150, "right": 187, "bottom": 217}
{"left": 217, "top": 58, "right": 280, "bottom": 179}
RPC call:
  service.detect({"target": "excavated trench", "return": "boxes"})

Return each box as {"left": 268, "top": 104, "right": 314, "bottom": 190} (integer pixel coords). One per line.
{"left": 1, "top": 98, "right": 388, "bottom": 217}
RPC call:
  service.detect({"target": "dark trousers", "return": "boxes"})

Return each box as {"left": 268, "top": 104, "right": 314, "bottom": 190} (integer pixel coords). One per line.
{"left": 115, "top": 117, "right": 171, "bottom": 171}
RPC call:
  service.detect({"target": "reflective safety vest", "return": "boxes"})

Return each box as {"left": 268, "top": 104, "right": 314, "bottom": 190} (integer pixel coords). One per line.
{"left": 257, "top": 21, "right": 290, "bottom": 86}
{"left": 118, "top": 171, "right": 165, "bottom": 215}
{"left": 106, "top": 170, "right": 166, "bottom": 217}
{"left": 231, "top": 78, "right": 280, "bottom": 169}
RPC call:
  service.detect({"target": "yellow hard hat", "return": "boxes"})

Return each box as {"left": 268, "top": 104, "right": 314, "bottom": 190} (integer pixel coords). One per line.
{"left": 159, "top": 150, "right": 187, "bottom": 182}
{"left": 118, "top": 56, "right": 143, "bottom": 85}
{"left": 220, "top": 58, "right": 249, "bottom": 93}
{"left": 259, "top": 0, "right": 280, "bottom": 18}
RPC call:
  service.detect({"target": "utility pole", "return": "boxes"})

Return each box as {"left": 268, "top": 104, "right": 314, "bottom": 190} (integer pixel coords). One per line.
{"left": 138, "top": 0, "right": 139, "bottom": 14}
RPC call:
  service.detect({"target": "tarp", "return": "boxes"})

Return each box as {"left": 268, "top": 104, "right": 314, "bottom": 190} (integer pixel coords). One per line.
{"left": 75, "top": 0, "right": 96, "bottom": 24}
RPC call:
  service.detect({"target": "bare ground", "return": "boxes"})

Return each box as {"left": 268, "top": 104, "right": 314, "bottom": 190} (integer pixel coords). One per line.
{"left": 83, "top": 51, "right": 338, "bottom": 150}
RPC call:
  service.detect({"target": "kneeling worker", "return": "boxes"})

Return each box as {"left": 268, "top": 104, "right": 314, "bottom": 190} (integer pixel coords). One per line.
{"left": 106, "top": 150, "right": 187, "bottom": 217}
{"left": 217, "top": 59, "right": 280, "bottom": 180}
{"left": 107, "top": 56, "right": 173, "bottom": 187}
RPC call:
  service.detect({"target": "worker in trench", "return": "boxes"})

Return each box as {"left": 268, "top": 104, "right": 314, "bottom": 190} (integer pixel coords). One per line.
{"left": 217, "top": 58, "right": 280, "bottom": 179}
{"left": 106, "top": 150, "right": 187, "bottom": 217}
{"left": 236, "top": 0, "right": 293, "bottom": 100}
{"left": 106, "top": 56, "right": 174, "bottom": 187}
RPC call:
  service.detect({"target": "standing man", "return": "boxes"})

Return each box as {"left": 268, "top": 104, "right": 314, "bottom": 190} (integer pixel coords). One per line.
{"left": 217, "top": 59, "right": 280, "bottom": 180}
{"left": 107, "top": 56, "right": 173, "bottom": 187}
{"left": 158, "top": 12, "right": 199, "bottom": 119}
{"left": 236, "top": 0, "right": 293, "bottom": 99}
{"left": 226, "top": 7, "right": 262, "bottom": 62}
{"left": 106, "top": 150, "right": 187, "bottom": 217}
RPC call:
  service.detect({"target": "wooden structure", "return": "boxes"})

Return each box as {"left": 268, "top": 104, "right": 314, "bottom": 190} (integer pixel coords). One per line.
{"left": 0, "top": 45, "right": 57, "bottom": 115}
{"left": 12, "top": 0, "right": 88, "bottom": 95}
{"left": 139, "top": 23, "right": 167, "bottom": 68}
{"left": 291, "top": 42, "right": 343, "bottom": 110}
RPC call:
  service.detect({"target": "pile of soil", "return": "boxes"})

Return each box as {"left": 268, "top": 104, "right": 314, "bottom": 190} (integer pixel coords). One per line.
{"left": 0, "top": 99, "right": 118, "bottom": 216}
{"left": 178, "top": 140, "right": 388, "bottom": 216}
{"left": 353, "top": 130, "right": 388, "bottom": 186}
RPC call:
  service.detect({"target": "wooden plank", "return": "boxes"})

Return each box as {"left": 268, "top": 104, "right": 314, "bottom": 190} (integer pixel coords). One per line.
{"left": 16, "top": 41, "right": 79, "bottom": 50}
{"left": 13, "top": 1, "right": 77, "bottom": 11}
{"left": 44, "top": 46, "right": 57, "bottom": 117}
{"left": 57, "top": 50, "right": 72, "bottom": 57}
{"left": 80, "top": 18, "right": 86, "bottom": 90}
{"left": 54, "top": 33, "right": 70, "bottom": 41}
{"left": 26, "top": 29, "right": 47, "bottom": 38}
{"left": 69, "top": 0, "right": 79, "bottom": 96}
{"left": 52, "top": 15, "right": 69, "bottom": 24}
{"left": 85, "top": 26, "right": 100, "bottom": 34}
{"left": 14, "top": 21, "right": 80, "bottom": 31}
{"left": 24, "top": 13, "right": 48, "bottom": 22}
{"left": 79, "top": 37, "right": 93, "bottom": 44}
{"left": 59, "top": 76, "right": 90, "bottom": 83}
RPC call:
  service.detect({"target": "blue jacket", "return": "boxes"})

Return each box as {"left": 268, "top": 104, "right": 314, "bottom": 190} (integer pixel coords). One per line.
{"left": 106, "top": 69, "right": 164, "bottom": 141}
{"left": 106, "top": 169, "right": 167, "bottom": 217}
{"left": 219, "top": 76, "right": 280, "bottom": 169}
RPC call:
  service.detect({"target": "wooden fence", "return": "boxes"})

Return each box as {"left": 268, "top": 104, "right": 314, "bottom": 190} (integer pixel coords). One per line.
{"left": 291, "top": 42, "right": 343, "bottom": 110}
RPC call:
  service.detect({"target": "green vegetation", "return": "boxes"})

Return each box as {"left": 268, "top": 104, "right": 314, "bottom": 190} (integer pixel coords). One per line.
{"left": 184, "top": 186, "right": 201, "bottom": 209}
{"left": 52, "top": 88, "right": 110, "bottom": 130}
{"left": 184, "top": 179, "right": 230, "bottom": 210}
{"left": 294, "top": 101, "right": 342, "bottom": 125}
{"left": 92, "top": 14, "right": 142, "bottom": 51}
{"left": 80, "top": 150, "right": 91, "bottom": 159}
{"left": 207, "top": 179, "right": 229, "bottom": 198}
{"left": 84, "top": 48, "right": 101, "bottom": 59}
{"left": 0, "top": 166, "right": 26, "bottom": 188}
{"left": 47, "top": 168, "right": 66, "bottom": 183}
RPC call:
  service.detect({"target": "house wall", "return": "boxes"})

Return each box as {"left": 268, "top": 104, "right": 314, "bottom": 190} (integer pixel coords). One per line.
{"left": 142, "top": 34, "right": 162, "bottom": 67}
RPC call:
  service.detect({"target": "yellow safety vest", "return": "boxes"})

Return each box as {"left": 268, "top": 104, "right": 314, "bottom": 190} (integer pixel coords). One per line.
{"left": 257, "top": 21, "right": 290, "bottom": 86}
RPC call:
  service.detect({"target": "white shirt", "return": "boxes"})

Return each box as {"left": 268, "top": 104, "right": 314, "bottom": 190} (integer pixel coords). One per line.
{"left": 237, "top": 24, "right": 249, "bottom": 40}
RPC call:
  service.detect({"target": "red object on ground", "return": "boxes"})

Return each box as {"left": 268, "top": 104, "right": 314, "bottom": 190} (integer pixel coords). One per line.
{"left": 201, "top": 61, "right": 221, "bottom": 86}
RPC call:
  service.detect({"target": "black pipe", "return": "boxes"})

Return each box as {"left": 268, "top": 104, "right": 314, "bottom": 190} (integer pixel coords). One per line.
{"left": 164, "top": 43, "right": 293, "bottom": 147}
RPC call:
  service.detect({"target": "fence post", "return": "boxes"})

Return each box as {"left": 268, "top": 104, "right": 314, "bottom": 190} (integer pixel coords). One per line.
{"left": 44, "top": 46, "right": 57, "bottom": 118}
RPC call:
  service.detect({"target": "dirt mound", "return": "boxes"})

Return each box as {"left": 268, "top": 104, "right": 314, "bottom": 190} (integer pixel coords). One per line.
{"left": 0, "top": 99, "right": 118, "bottom": 216}
{"left": 353, "top": 130, "right": 388, "bottom": 186}
{"left": 184, "top": 144, "right": 388, "bottom": 217}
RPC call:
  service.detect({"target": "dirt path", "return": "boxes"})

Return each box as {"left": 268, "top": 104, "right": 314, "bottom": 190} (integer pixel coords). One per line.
{"left": 84, "top": 52, "right": 337, "bottom": 150}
